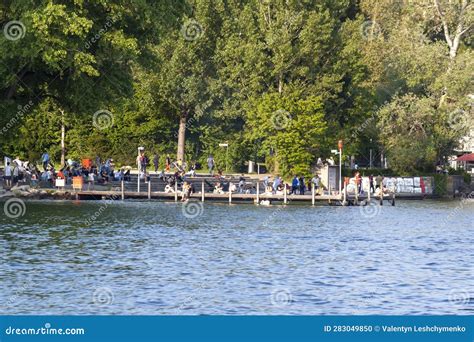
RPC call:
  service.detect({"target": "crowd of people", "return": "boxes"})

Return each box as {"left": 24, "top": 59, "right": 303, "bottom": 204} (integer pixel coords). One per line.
{"left": 1, "top": 150, "right": 393, "bottom": 200}
{"left": 0, "top": 154, "right": 135, "bottom": 190}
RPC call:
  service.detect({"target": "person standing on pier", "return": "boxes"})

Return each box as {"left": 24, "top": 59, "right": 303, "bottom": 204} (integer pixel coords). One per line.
{"left": 375, "top": 174, "right": 383, "bottom": 190}
{"left": 207, "top": 155, "right": 215, "bottom": 176}
{"left": 4, "top": 162, "right": 12, "bottom": 188}
{"left": 355, "top": 172, "right": 362, "bottom": 194}
{"left": 311, "top": 175, "right": 320, "bottom": 195}
{"left": 369, "top": 174, "right": 375, "bottom": 193}
{"left": 298, "top": 176, "right": 305, "bottom": 195}
{"left": 41, "top": 152, "right": 50, "bottom": 171}
{"left": 238, "top": 174, "right": 245, "bottom": 193}
{"left": 291, "top": 176, "right": 299, "bottom": 194}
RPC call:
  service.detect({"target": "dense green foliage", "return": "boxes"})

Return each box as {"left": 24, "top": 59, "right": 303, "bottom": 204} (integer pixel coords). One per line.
{"left": 0, "top": 0, "right": 472, "bottom": 176}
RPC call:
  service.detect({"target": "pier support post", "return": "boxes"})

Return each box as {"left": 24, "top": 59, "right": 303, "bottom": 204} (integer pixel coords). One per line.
{"left": 201, "top": 181, "right": 205, "bottom": 202}
{"left": 284, "top": 183, "right": 287, "bottom": 204}
{"left": 121, "top": 180, "right": 125, "bottom": 201}
{"left": 229, "top": 183, "right": 232, "bottom": 204}
{"left": 343, "top": 185, "right": 348, "bottom": 206}
{"left": 256, "top": 180, "right": 260, "bottom": 204}
{"left": 312, "top": 183, "right": 315, "bottom": 206}
{"left": 175, "top": 182, "right": 178, "bottom": 202}
{"left": 148, "top": 180, "right": 151, "bottom": 200}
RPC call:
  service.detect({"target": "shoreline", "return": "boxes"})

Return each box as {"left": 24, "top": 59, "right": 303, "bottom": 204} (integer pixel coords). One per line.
{"left": 1, "top": 185, "right": 470, "bottom": 204}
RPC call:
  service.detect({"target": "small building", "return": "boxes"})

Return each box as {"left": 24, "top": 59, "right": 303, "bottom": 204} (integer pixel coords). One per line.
{"left": 450, "top": 128, "right": 474, "bottom": 174}
{"left": 455, "top": 153, "right": 474, "bottom": 175}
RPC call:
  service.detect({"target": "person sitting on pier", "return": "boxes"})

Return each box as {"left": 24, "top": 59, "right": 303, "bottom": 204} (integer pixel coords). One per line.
{"left": 181, "top": 181, "right": 192, "bottom": 201}
{"left": 273, "top": 176, "right": 281, "bottom": 194}
{"left": 164, "top": 175, "right": 176, "bottom": 193}
{"left": 214, "top": 182, "right": 224, "bottom": 194}
{"left": 228, "top": 182, "right": 236, "bottom": 193}
{"left": 123, "top": 168, "right": 131, "bottom": 182}
{"left": 185, "top": 162, "right": 196, "bottom": 177}
{"left": 238, "top": 174, "right": 245, "bottom": 193}
{"left": 215, "top": 169, "right": 224, "bottom": 179}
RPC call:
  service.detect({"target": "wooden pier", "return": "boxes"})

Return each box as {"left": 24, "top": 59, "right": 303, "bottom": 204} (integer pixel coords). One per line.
{"left": 71, "top": 182, "right": 422, "bottom": 206}
{"left": 47, "top": 174, "right": 432, "bottom": 206}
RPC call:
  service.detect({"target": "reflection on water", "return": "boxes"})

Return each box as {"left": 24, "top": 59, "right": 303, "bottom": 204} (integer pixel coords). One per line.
{"left": 0, "top": 199, "right": 473, "bottom": 315}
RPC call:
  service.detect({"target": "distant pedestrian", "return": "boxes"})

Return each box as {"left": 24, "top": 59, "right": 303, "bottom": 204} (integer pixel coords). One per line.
{"left": 4, "top": 162, "right": 12, "bottom": 187}
{"left": 291, "top": 176, "right": 299, "bottom": 195}
{"left": 87, "top": 172, "right": 95, "bottom": 190}
{"left": 311, "top": 175, "right": 320, "bottom": 195}
{"left": 375, "top": 174, "right": 383, "bottom": 189}
{"left": 238, "top": 174, "right": 245, "bottom": 193}
{"left": 166, "top": 154, "right": 171, "bottom": 172}
{"left": 13, "top": 163, "right": 19, "bottom": 185}
{"left": 355, "top": 172, "right": 362, "bottom": 194}
{"left": 153, "top": 154, "right": 159, "bottom": 173}
{"left": 298, "top": 176, "right": 305, "bottom": 195}
{"left": 369, "top": 174, "right": 375, "bottom": 193}
{"left": 41, "top": 152, "right": 50, "bottom": 171}
{"left": 141, "top": 154, "right": 148, "bottom": 174}
{"left": 207, "top": 155, "right": 215, "bottom": 175}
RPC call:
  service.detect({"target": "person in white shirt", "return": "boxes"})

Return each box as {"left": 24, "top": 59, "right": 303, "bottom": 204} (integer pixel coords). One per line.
{"left": 311, "top": 175, "right": 320, "bottom": 195}
{"left": 4, "top": 162, "right": 12, "bottom": 187}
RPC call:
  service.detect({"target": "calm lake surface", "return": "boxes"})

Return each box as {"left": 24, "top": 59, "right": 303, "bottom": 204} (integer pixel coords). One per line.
{"left": 0, "top": 199, "right": 473, "bottom": 315}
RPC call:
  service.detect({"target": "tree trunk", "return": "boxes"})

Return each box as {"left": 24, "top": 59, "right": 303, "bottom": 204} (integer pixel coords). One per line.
{"left": 177, "top": 115, "right": 187, "bottom": 162}
{"left": 60, "top": 109, "right": 66, "bottom": 167}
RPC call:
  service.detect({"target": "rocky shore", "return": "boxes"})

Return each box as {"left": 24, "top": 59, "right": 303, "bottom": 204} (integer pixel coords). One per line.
{"left": 0, "top": 185, "right": 76, "bottom": 200}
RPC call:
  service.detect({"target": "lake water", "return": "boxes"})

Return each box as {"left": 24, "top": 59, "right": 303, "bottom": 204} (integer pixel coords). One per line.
{"left": 0, "top": 198, "right": 473, "bottom": 315}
